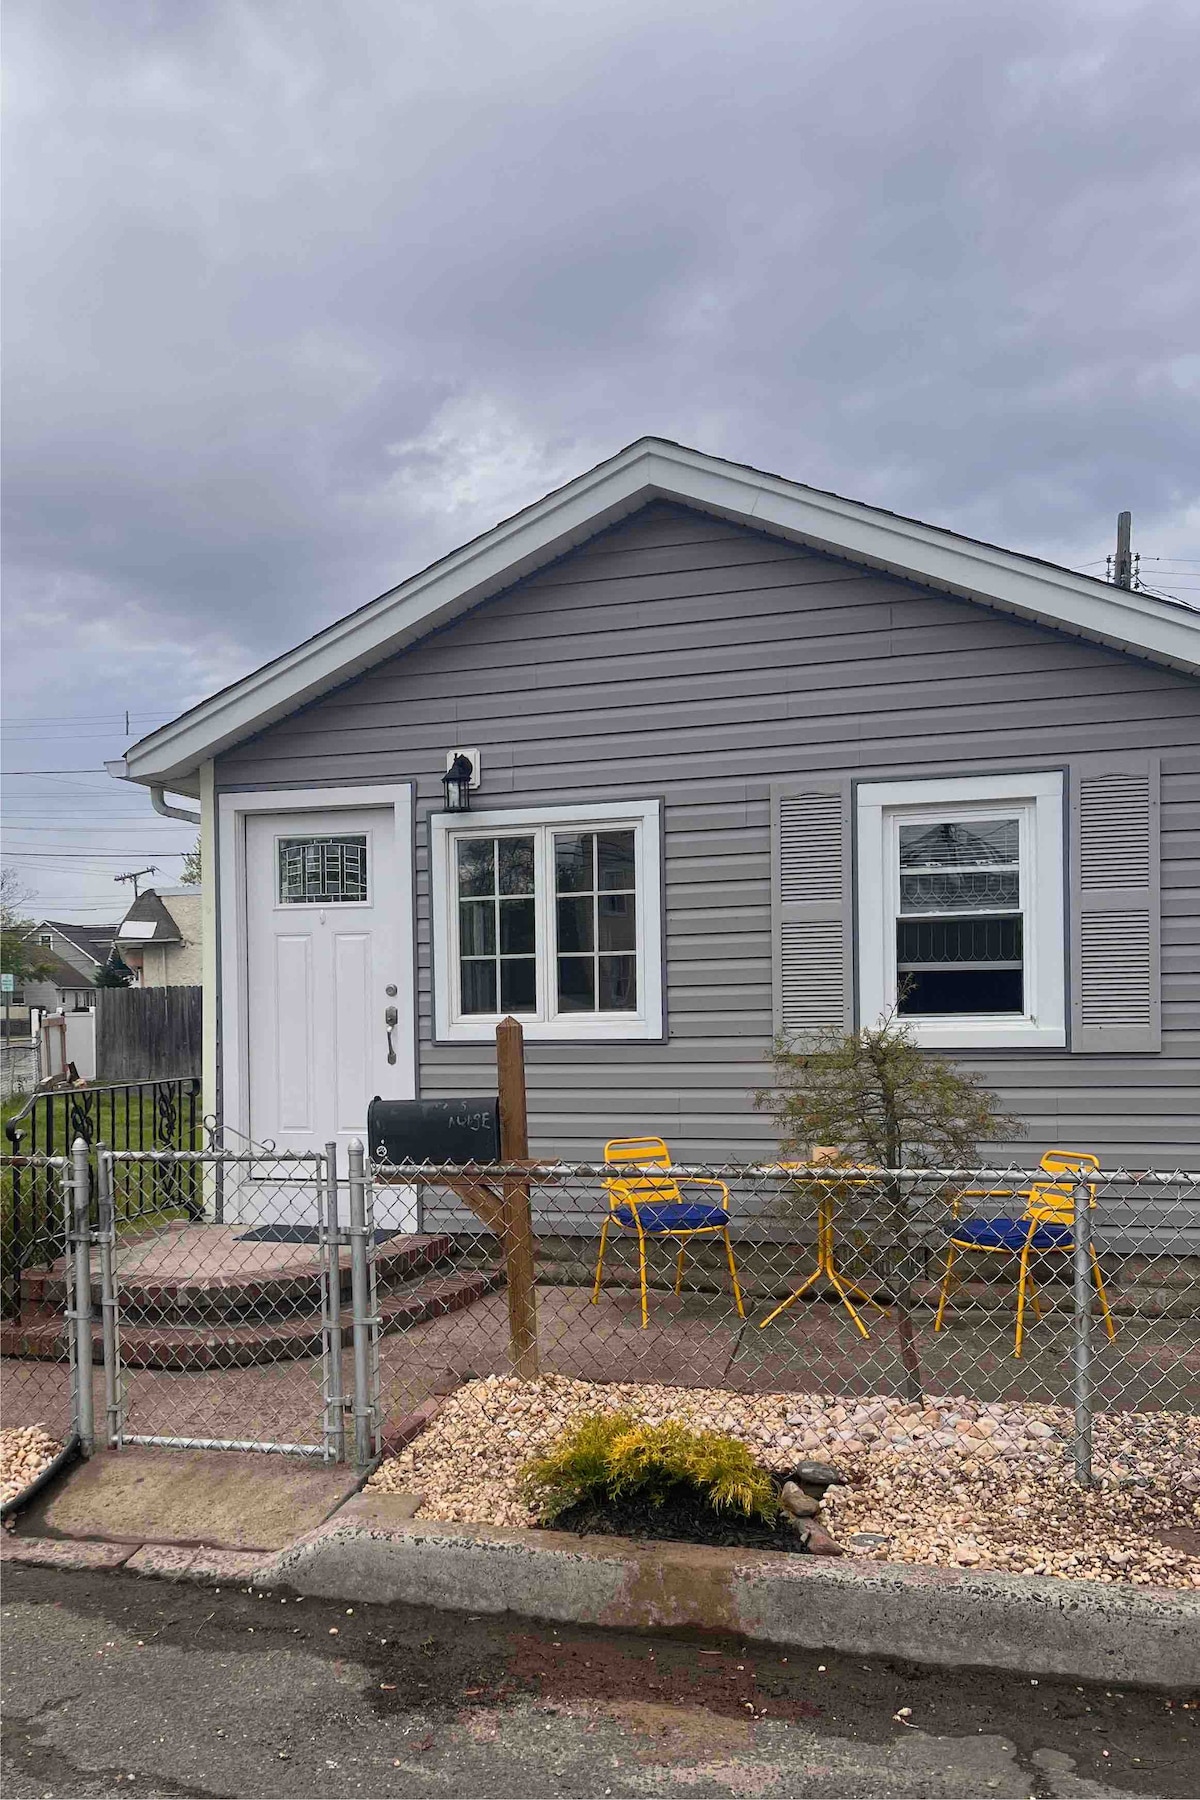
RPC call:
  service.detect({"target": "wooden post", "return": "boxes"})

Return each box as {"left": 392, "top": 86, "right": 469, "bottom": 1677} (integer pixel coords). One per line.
{"left": 497, "top": 1017, "right": 539, "bottom": 1378}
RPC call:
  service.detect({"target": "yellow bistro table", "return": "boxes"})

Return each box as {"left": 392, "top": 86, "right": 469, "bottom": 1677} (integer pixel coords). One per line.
{"left": 755, "top": 1160, "right": 892, "bottom": 1339}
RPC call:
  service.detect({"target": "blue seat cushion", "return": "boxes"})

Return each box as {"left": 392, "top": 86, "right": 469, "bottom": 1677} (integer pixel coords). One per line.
{"left": 613, "top": 1202, "right": 729, "bottom": 1231}
{"left": 949, "top": 1216, "right": 1074, "bottom": 1252}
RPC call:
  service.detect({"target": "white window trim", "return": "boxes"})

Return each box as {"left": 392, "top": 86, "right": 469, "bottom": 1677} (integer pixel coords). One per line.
{"left": 431, "top": 799, "right": 664, "bottom": 1043}
{"left": 857, "top": 771, "right": 1065, "bottom": 1050}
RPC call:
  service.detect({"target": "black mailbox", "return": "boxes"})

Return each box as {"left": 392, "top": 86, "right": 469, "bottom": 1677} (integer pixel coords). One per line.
{"left": 367, "top": 1095, "right": 501, "bottom": 1166}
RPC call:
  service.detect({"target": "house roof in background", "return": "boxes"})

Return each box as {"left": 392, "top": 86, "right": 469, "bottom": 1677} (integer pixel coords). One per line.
{"left": 26, "top": 948, "right": 101, "bottom": 991}
{"left": 29, "top": 920, "right": 120, "bottom": 966}
{"left": 116, "top": 889, "right": 183, "bottom": 944}
{"left": 110, "top": 436, "right": 1200, "bottom": 791}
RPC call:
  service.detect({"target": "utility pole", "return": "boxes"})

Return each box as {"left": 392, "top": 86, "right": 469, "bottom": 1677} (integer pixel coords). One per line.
{"left": 115, "top": 866, "right": 157, "bottom": 898}
{"left": 1109, "top": 511, "right": 1137, "bottom": 589}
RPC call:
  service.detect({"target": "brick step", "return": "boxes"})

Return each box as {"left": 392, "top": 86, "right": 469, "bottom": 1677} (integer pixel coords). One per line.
{"left": 20, "top": 1233, "right": 452, "bottom": 1325}
{"left": 0, "top": 1266, "right": 505, "bottom": 1369}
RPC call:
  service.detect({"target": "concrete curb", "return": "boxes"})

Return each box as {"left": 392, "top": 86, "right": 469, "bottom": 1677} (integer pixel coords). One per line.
{"left": 258, "top": 1492, "right": 1200, "bottom": 1689}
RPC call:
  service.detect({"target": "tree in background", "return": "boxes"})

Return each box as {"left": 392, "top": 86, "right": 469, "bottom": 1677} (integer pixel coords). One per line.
{"left": 755, "top": 1001, "right": 1021, "bottom": 1399}
{"left": 179, "top": 836, "right": 201, "bottom": 886}
{"left": 1, "top": 869, "right": 55, "bottom": 985}
{"left": 94, "top": 953, "right": 135, "bottom": 988}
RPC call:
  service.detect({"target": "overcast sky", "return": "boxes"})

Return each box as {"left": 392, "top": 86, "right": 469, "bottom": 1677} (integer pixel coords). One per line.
{"left": 3, "top": 0, "right": 1198, "bottom": 922}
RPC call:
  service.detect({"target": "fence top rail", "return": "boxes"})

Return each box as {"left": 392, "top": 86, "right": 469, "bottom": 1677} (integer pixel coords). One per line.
{"left": 100, "top": 1146, "right": 325, "bottom": 1166}
{"left": 0, "top": 1152, "right": 69, "bottom": 1170}
{"left": 367, "top": 1156, "right": 1200, "bottom": 1187}
{"left": 3, "top": 1074, "right": 201, "bottom": 1131}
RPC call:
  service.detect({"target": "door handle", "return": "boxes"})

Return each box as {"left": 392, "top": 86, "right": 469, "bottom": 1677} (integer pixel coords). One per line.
{"left": 384, "top": 1005, "right": 398, "bottom": 1065}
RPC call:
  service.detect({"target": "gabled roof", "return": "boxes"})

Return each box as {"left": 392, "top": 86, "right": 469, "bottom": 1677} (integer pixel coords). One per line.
{"left": 26, "top": 948, "right": 102, "bottom": 992}
{"left": 111, "top": 437, "right": 1200, "bottom": 791}
{"left": 28, "top": 920, "right": 120, "bottom": 966}
{"left": 116, "top": 889, "right": 183, "bottom": 944}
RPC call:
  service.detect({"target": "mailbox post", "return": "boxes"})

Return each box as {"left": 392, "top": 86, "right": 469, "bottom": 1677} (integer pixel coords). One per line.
{"left": 497, "top": 1017, "right": 539, "bottom": 1379}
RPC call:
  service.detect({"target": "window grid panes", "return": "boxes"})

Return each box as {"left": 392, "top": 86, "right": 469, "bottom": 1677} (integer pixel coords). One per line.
{"left": 554, "top": 830, "right": 637, "bottom": 1013}
{"left": 456, "top": 835, "right": 537, "bottom": 1016}
{"left": 895, "top": 815, "right": 1023, "bottom": 1016}
{"left": 278, "top": 835, "right": 368, "bottom": 905}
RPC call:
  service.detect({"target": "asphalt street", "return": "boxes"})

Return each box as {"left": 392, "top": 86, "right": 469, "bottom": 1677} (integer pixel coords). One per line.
{"left": 2, "top": 1566, "right": 1195, "bottom": 1798}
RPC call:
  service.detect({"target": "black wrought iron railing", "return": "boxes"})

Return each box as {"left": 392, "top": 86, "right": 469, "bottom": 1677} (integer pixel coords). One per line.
{"left": 2, "top": 1077, "right": 203, "bottom": 1318}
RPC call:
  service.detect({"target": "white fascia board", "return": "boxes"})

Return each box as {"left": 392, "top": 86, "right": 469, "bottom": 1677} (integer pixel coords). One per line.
{"left": 117, "top": 437, "right": 1200, "bottom": 790}
{"left": 640, "top": 445, "right": 1200, "bottom": 675}
{"left": 120, "top": 450, "right": 660, "bottom": 787}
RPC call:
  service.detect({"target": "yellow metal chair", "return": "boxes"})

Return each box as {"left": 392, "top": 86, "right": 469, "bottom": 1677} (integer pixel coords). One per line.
{"left": 933, "top": 1149, "right": 1116, "bottom": 1357}
{"left": 591, "top": 1136, "right": 745, "bottom": 1329}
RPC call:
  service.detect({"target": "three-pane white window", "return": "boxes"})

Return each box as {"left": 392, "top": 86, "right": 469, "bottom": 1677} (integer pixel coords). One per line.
{"left": 857, "top": 772, "right": 1065, "bottom": 1049}
{"left": 431, "top": 800, "right": 663, "bottom": 1042}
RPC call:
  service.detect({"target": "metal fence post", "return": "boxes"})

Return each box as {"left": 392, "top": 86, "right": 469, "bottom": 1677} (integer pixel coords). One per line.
{"left": 347, "top": 1139, "right": 375, "bottom": 1467}
{"left": 69, "top": 1137, "right": 95, "bottom": 1453}
{"left": 95, "top": 1149, "right": 123, "bottom": 1448}
{"left": 1071, "top": 1177, "right": 1094, "bottom": 1488}
{"left": 322, "top": 1141, "right": 346, "bottom": 1463}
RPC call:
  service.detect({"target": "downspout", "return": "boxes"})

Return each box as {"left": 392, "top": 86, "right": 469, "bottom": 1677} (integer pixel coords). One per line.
{"left": 150, "top": 785, "right": 201, "bottom": 825}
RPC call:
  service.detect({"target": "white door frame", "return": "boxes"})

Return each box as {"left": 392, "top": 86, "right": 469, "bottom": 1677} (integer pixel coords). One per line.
{"left": 218, "top": 783, "right": 417, "bottom": 1146}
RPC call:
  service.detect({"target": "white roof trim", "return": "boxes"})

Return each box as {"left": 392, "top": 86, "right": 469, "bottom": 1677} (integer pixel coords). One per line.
{"left": 115, "top": 437, "right": 1200, "bottom": 786}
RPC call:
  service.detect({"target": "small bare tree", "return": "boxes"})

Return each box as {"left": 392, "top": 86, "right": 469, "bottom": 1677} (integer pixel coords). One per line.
{"left": 755, "top": 1002, "right": 1022, "bottom": 1399}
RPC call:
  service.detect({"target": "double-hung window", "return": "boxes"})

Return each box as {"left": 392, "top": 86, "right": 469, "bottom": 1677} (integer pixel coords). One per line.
{"left": 857, "top": 772, "right": 1065, "bottom": 1048}
{"left": 431, "top": 800, "right": 663, "bottom": 1041}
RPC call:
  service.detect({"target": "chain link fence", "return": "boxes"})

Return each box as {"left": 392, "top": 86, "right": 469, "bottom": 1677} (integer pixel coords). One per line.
{"left": 1, "top": 1150, "right": 81, "bottom": 1449}
{"left": 4, "top": 1143, "right": 1198, "bottom": 1507}
{"left": 366, "top": 1156, "right": 1200, "bottom": 1495}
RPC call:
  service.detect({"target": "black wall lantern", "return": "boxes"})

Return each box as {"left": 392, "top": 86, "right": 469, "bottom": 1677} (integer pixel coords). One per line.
{"left": 442, "top": 752, "right": 475, "bottom": 812}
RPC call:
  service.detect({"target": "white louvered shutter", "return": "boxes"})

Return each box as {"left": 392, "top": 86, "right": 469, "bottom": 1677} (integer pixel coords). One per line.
{"left": 1070, "top": 756, "right": 1161, "bottom": 1053}
{"left": 772, "top": 783, "right": 854, "bottom": 1039}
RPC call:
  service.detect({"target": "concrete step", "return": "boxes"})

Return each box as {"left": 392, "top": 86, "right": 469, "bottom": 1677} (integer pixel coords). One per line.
{"left": 20, "top": 1233, "right": 453, "bottom": 1325}
{"left": 0, "top": 1265, "right": 505, "bottom": 1369}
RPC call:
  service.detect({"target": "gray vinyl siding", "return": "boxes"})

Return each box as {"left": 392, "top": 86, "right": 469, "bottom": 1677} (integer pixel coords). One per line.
{"left": 216, "top": 502, "right": 1200, "bottom": 1171}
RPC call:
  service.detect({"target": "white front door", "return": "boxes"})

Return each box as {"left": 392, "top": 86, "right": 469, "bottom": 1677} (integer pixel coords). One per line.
{"left": 243, "top": 804, "right": 415, "bottom": 1226}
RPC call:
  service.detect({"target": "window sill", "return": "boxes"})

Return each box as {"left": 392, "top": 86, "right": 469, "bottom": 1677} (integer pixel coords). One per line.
{"left": 898, "top": 1019, "right": 1066, "bottom": 1051}
{"left": 437, "top": 1015, "right": 664, "bottom": 1045}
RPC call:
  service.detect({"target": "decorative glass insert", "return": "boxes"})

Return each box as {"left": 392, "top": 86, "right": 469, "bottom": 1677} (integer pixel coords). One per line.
{"left": 896, "top": 815, "right": 1023, "bottom": 1015}
{"left": 456, "top": 834, "right": 537, "bottom": 1015}
{"left": 278, "top": 835, "right": 368, "bottom": 905}
{"left": 554, "top": 829, "right": 637, "bottom": 1012}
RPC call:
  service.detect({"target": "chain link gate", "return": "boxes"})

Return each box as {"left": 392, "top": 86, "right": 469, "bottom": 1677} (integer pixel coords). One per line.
{"left": 97, "top": 1143, "right": 362, "bottom": 1459}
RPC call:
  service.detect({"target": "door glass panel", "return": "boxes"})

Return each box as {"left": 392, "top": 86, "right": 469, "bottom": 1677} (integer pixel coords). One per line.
{"left": 278, "top": 836, "right": 368, "bottom": 905}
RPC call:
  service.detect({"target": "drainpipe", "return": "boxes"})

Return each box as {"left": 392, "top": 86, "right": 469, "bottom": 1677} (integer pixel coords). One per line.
{"left": 149, "top": 786, "right": 201, "bottom": 825}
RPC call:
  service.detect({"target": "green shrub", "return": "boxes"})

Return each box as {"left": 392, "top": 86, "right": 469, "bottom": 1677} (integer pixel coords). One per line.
{"left": 520, "top": 1412, "right": 779, "bottom": 1524}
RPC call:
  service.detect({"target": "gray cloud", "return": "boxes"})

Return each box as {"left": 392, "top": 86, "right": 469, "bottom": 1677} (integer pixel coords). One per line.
{"left": 3, "top": 0, "right": 1198, "bottom": 913}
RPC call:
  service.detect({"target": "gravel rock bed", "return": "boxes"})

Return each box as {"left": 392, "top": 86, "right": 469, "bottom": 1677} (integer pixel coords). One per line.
{"left": 1, "top": 1425, "right": 61, "bottom": 1513}
{"left": 368, "top": 1373, "right": 1200, "bottom": 1588}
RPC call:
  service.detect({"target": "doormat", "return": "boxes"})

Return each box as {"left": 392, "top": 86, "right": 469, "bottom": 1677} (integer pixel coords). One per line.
{"left": 233, "top": 1226, "right": 407, "bottom": 1246}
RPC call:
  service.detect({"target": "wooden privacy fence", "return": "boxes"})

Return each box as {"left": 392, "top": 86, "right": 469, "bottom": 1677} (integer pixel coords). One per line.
{"left": 95, "top": 986, "right": 201, "bottom": 1083}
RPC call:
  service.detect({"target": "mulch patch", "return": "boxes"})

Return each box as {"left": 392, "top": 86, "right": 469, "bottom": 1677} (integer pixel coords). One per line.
{"left": 538, "top": 1489, "right": 806, "bottom": 1553}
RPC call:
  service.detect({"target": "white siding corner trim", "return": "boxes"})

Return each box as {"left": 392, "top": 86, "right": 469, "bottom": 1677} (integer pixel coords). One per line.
{"left": 430, "top": 798, "right": 664, "bottom": 1043}
{"left": 856, "top": 770, "right": 1066, "bottom": 1050}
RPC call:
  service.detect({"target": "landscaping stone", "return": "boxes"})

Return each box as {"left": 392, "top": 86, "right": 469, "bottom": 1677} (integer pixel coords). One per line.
{"left": 779, "top": 1481, "right": 820, "bottom": 1518}
{"left": 367, "top": 1372, "right": 1200, "bottom": 1588}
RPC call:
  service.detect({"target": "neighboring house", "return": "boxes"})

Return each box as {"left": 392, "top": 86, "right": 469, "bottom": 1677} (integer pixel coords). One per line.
{"left": 114, "top": 886, "right": 203, "bottom": 987}
{"left": 20, "top": 921, "right": 119, "bottom": 1016}
{"left": 107, "top": 439, "right": 1200, "bottom": 1170}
